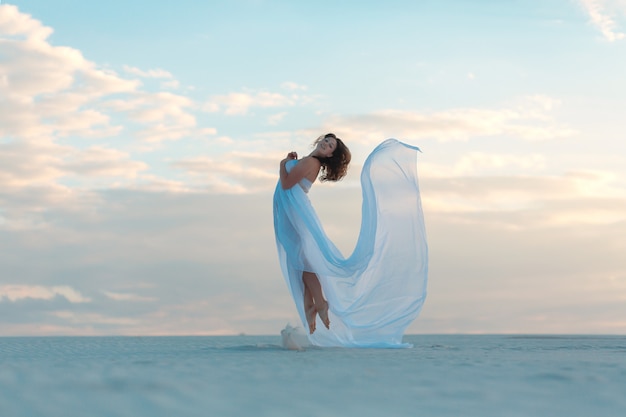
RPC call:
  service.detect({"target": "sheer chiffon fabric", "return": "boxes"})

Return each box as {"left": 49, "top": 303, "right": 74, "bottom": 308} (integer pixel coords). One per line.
{"left": 273, "top": 139, "right": 428, "bottom": 348}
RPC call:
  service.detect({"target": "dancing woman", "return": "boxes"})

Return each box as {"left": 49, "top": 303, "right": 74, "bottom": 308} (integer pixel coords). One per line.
{"left": 277, "top": 133, "right": 351, "bottom": 333}
{"left": 273, "top": 133, "right": 428, "bottom": 348}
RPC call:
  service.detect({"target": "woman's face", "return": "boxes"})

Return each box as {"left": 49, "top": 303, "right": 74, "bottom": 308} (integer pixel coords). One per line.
{"left": 317, "top": 136, "right": 337, "bottom": 158}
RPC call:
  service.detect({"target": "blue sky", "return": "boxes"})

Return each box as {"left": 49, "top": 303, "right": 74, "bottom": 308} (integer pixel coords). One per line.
{"left": 1, "top": 0, "right": 625, "bottom": 335}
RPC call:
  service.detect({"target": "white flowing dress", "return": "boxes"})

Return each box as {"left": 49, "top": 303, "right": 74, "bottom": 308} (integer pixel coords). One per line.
{"left": 273, "top": 139, "right": 428, "bottom": 348}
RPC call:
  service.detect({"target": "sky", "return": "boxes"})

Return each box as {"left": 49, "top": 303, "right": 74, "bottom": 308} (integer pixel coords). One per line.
{"left": 1, "top": 0, "right": 625, "bottom": 336}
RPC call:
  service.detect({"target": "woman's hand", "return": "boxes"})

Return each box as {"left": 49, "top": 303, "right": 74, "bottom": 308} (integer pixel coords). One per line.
{"left": 279, "top": 152, "right": 317, "bottom": 190}
{"left": 281, "top": 151, "right": 298, "bottom": 165}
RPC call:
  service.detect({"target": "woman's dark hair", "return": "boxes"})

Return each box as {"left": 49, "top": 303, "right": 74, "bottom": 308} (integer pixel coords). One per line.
{"left": 315, "top": 133, "right": 351, "bottom": 182}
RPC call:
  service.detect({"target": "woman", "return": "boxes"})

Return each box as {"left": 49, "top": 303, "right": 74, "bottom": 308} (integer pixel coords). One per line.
{"left": 277, "top": 133, "right": 351, "bottom": 334}
{"left": 273, "top": 134, "right": 428, "bottom": 348}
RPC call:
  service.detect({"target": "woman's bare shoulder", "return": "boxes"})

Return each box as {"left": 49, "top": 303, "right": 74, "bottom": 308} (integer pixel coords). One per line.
{"left": 299, "top": 156, "right": 321, "bottom": 182}
{"left": 298, "top": 156, "right": 321, "bottom": 167}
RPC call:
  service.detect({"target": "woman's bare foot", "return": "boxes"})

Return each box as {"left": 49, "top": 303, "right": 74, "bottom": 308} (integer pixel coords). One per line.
{"left": 317, "top": 301, "right": 330, "bottom": 329}
{"left": 305, "top": 304, "right": 317, "bottom": 334}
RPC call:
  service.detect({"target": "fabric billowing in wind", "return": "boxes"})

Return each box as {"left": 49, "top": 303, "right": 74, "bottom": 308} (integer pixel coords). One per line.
{"left": 273, "top": 139, "right": 428, "bottom": 348}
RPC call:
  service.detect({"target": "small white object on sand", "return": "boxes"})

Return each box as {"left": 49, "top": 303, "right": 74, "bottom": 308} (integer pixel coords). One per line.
{"left": 280, "top": 324, "right": 310, "bottom": 351}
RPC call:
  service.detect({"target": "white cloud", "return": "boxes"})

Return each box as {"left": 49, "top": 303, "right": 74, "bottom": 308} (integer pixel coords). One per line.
{"left": 204, "top": 89, "right": 310, "bottom": 115}
{"left": 123, "top": 65, "right": 174, "bottom": 79}
{"left": 105, "top": 91, "right": 216, "bottom": 144}
{"left": 579, "top": 0, "right": 626, "bottom": 41}
{"left": 0, "top": 4, "right": 53, "bottom": 41}
{"left": 1, "top": 3, "right": 625, "bottom": 337}
{"left": 0, "top": 139, "right": 66, "bottom": 187}
{"left": 423, "top": 152, "right": 547, "bottom": 178}
{"left": 0, "top": 140, "right": 147, "bottom": 193}
{"left": 126, "top": 174, "right": 193, "bottom": 193}
{"left": 64, "top": 146, "right": 148, "bottom": 178}
{"left": 0, "top": 6, "right": 157, "bottom": 199}
{"left": 161, "top": 79, "right": 181, "bottom": 89}
{"left": 0, "top": 183, "right": 102, "bottom": 231}
{"left": 123, "top": 65, "right": 181, "bottom": 90}
{"left": 420, "top": 169, "right": 626, "bottom": 226}
{"left": 103, "top": 291, "right": 157, "bottom": 302}
{"left": 324, "top": 95, "right": 575, "bottom": 145}
{"left": 0, "top": 285, "right": 91, "bottom": 303}
{"left": 0, "top": 5, "right": 210, "bottom": 150}
{"left": 0, "top": 16, "right": 138, "bottom": 103}
{"left": 50, "top": 311, "right": 140, "bottom": 326}
{"left": 172, "top": 151, "right": 278, "bottom": 193}
{"left": 0, "top": 175, "right": 624, "bottom": 335}
{"left": 268, "top": 112, "right": 288, "bottom": 125}
{"left": 0, "top": 5, "right": 222, "bottom": 230}
{"left": 281, "top": 81, "right": 308, "bottom": 91}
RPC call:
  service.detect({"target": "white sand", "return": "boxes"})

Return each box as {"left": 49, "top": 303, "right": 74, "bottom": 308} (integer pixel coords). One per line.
{"left": 1, "top": 334, "right": 624, "bottom": 416}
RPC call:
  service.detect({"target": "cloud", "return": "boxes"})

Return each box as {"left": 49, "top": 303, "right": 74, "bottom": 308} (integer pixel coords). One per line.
{"left": 0, "top": 4, "right": 53, "bottom": 41}
{"left": 0, "top": 285, "right": 91, "bottom": 303}
{"left": 416, "top": 153, "right": 549, "bottom": 182}
{"left": 171, "top": 151, "right": 279, "bottom": 193}
{"left": 417, "top": 208, "right": 626, "bottom": 333}
{"left": 1, "top": 3, "right": 624, "bottom": 336}
{"left": 1, "top": 142, "right": 146, "bottom": 187}
{"left": 204, "top": 88, "right": 311, "bottom": 115}
{"left": 123, "top": 65, "right": 181, "bottom": 90}
{"left": 0, "top": 32, "right": 137, "bottom": 140}
{"left": 323, "top": 96, "right": 575, "bottom": 145}
{"left": 0, "top": 5, "right": 211, "bottom": 149}
{"left": 297, "top": 179, "right": 626, "bottom": 334}
{"left": 281, "top": 81, "right": 308, "bottom": 91}
{"left": 103, "top": 291, "right": 157, "bottom": 302}
{"left": 161, "top": 79, "right": 181, "bottom": 89}
{"left": 421, "top": 172, "right": 626, "bottom": 225}
{"left": 49, "top": 311, "right": 140, "bottom": 326}
{"left": 0, "top": 183, "right": 102, "bottom": 231}
{"left": 0, "top": 169, "right": 624, "bottom": 335}
{"left": 0, "top": 139, "right": 66, "bottom": 187}
{"left": 0, "top": 5, "right": 223, "bottom": 232}
{"left": 106, "top": 91, "right": 205, "bottom": 143}
{"left": 579, "top": 0, "right": 626, "bottom": 41}
{"left": 63, "top": 146, "right": 149, "bottom": 179}
{"left": 0, "top": 189, "right": 291, "bottom": 335}
{"left": 268, "top": 112, "right": 288, "bottom": 125}
{"left": 123, "top": 65, "right": 174, "bottom": 79}
{"left": 176, "top": 93, "right": 577, "bottom": 195}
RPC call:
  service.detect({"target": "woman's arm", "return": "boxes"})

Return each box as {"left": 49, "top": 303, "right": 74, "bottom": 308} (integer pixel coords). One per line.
{"left": 279, "top": 155, "right": 319, "bottom": 190}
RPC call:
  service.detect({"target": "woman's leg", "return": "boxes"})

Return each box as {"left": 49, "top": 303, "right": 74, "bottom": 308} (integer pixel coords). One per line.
{"left": 302, "top": 271, "right": 330, "bottom": 330}
{"left": 303, "top": 284, "right": 317, "bottom": 334}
